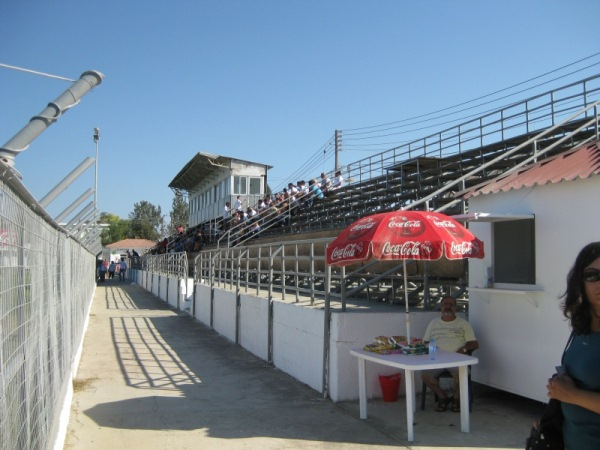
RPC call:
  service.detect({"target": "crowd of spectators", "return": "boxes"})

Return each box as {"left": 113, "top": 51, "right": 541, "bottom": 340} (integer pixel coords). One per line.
{"left": 149, "top": 169, "right": 345, "bottom": 255}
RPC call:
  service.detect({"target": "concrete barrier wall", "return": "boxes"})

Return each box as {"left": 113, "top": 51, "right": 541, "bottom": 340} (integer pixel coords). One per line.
{"left": 239, "top": 293, "right": 269, "bottom": 361}
{"left": 272, "top": 302, "right": 324, "bottom": 392}
{"left": 212, "top": 289, "right": 237, "bottom": 342}
{"left": 166, "top": 276, "right": 178, "bottom": 308}
{"left": 181, "top": 279, "right": 194, "bottom": 313}
{"left": 151, "top": 273, "right": 160, "bottom": 297}
{"left": 194, "top": 284, "right": 212, "bottom": 325}
{"left": 139, "top": 276, "right": 456, "bottom": 402}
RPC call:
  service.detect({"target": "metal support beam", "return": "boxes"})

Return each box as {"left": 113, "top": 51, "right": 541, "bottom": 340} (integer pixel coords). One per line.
{"left": 0, "top": 70, "right": 104, "bottom": 165}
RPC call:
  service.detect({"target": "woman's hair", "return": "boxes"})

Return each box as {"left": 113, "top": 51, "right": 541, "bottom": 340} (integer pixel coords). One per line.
{"left": 561, "top": 241, "right": 600, "bottom": 334}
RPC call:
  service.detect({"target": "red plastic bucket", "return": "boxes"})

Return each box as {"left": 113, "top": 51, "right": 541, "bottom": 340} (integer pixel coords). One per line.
{"left": 379, "top": 373, "right": 401, "bottom": 402}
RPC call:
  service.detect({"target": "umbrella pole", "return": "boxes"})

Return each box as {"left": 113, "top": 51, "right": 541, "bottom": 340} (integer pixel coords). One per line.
{"left": 403, "top": 261, "right": 410, "bottom": 342}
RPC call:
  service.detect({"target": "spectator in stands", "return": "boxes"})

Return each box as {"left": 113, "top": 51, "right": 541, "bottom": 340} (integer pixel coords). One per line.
{"left": 248, "top": 220, "right": 261, "bottom": 237}
{"left": 320, "top": 172, "right": 332, "bottom": 193}
{"left": 275, "top": 204, "right": 289, "bottom": 227}
{"left": 176, "top": 224, "right": 184, "bottom": 235}
{"left": 287, "top": 182, "right": 299, "bottom": 197}
{"left": 258, "top": 197, "right": 267, "bottom": 210}
{"left": 172, "top": 238, "right": 184, "bottom": 253}
{"left": 307, "top": 178, "right": 324, "bottom": 207}
{"left": 193, "top": 229, "right": 205, "bottom": 252}
{"left": 246, "top": 206, "right": 257, "bottom": 219}
{"left": 223, "top": 202, "right": 231, "bottom": 229}
{"left": 234, "top": 195, "right": 243, "bottom": 211}
{"left": 297, "top": 180, "right": 310, "bottom": 207}
{"left": 331, "top": 170, "right": 344, "bottom": 190}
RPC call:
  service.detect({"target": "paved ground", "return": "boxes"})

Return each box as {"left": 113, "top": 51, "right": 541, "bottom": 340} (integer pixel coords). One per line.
{"left": 65, "top": 280, "right": 546, "bottom": 449}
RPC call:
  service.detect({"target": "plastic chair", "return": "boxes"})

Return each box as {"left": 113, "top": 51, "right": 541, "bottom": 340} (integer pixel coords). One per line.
{"left": 420, "top": 352, "right": 474, "bottom": 412}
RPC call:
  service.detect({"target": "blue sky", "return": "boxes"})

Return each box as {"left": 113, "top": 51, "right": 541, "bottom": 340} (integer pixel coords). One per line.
{"left": 1, "top": 0, "right": 599, "bottom": 221}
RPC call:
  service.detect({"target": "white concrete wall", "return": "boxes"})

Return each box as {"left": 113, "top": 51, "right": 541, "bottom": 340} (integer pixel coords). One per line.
{"left": 151, "top": 273, "right": 160, "bottom": 297}
{"left": 158, "top": 275, "right": 168, "bottom": 304}
{"left": 166, "top": 276, "right": 178, "bottom": 308}
{"left": 239, "top": 293, "right": 269, "bottom": 361}
{"left": 194, "top": 284, "right": 212, "bottom": 325}
{"left": 181, "top": 279, "right": 194, "bottom": 314}
{"left": 467, "top": 176, "right": 600, "bottom": 402}
{"left": 272, "top": 302, "right": 324, "bottom": 392}
{"left": 138, "top": 279, "right": 470, "bottom": 402}
{"left": 212, "top": 289, "right": 237, "bottom": 343}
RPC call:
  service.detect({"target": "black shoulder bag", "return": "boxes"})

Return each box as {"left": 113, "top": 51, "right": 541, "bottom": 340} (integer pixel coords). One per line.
{"left": 525, "top": 332, "right": 574, "bottom": 450}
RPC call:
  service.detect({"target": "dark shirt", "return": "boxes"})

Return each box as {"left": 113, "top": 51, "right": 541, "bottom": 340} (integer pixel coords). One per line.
{"left": 562, "top": 332, "right": 600, "bottom": 449}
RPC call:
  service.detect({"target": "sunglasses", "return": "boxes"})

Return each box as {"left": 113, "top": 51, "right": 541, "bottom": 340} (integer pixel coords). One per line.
{"left": 583, "top": 269, "right": 600, "bottom": 283}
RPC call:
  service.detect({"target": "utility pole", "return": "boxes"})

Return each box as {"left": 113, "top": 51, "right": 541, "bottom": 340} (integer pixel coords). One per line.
{"left": 334, "top": 130, "right": 342, "bottom": 171}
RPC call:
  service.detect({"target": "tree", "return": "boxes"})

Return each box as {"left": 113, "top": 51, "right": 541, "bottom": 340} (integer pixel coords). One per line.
{"left": 169, "top": 193, "right": 189, "bottom": 235}
{"left": 99, "top": 212, "right": 131, "bottom": 246}
{"left": 129, "top": 201, "right": 162, "bottom": 241}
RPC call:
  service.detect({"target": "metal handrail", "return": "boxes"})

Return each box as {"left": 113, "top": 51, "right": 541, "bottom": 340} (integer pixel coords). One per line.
{"left": 405, "top": 99, "right": 600, "bottom": 212}
{"left": 195, "top": 237, "right": 335, "bottom": 305}
{"left": 142, "top": 252, "right": 188, "bottom": 279}
{"left": 335, "top": 74, "right": 600, "bottom": 193}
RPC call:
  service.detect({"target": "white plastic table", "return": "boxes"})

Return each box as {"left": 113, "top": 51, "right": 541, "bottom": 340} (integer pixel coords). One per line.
{"left": 349, "top": 347, "right": 478, "bottom": 441}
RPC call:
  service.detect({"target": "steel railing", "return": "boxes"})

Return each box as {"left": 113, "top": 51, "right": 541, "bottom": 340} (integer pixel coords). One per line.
{"left": 335, "top": 74, "right": 600, "bottom": 188}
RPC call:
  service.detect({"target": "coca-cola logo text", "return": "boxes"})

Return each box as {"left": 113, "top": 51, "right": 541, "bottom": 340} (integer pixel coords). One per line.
{"left": 449, "top": 241, "right": 481, "bottom": 257}
{"left": 330, "top": 242, "right": 365, "bottom": 261}
{"left": 347, "top": 218, "right": 380, "bottom": 240}
{"left": 381, "top": 241, "right": 434, "bottom": 257}
{"left": 428, "top": 215, "right": 464, "bottom": 238}
{"left": 387, "top": 217, "right": 425, "bottom": 237}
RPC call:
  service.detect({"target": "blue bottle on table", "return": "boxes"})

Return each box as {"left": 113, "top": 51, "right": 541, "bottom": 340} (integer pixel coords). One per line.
{"left": 428, "top": 338, "right": 437, "bottom": 360}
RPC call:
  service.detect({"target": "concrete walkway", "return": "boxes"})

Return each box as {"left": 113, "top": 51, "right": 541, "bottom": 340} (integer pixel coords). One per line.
{"left": 65, "top": 280, "right": 545, "bottom": 449}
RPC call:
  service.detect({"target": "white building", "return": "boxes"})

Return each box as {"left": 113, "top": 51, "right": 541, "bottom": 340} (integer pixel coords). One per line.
{"left": 461, "top": 140, "right": 600, "bottom": 402}
{"left": 168, "top": 152, "right": 272, "bottom": 228}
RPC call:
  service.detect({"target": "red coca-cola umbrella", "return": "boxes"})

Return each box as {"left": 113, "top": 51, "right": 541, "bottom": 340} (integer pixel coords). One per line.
{"left": 326, "top": 210, "right": 484, "bottom": 341}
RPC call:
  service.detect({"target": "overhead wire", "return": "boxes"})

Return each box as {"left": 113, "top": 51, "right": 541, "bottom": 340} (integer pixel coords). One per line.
{"left": 272, "top": 52, "right": 600, "bottom": 193}
{"left": 342, "top": 51, "right": 600, "bottom": 134}
{"left": 273, "top": 136, "right": 335, "bottom": 192}
{"left": 342, "top": 61, "right": 600, "bottom": 143}
{"left": 0, "top": 62, "right": 76, "bottom": 82}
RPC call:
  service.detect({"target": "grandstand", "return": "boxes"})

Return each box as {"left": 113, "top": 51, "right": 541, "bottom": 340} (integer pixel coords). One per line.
{"left": 165, "top": 74, "right": 600, "bottom": 311}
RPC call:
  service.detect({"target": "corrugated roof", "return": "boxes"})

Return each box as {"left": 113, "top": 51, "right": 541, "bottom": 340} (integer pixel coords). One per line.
{"left": 105, "top": 238, "right": 156, "bottom": 249}
{"left": 169, "top": 152, "right": 272, "bottom": 191}
{"left": 463, "top": 141, "right": 600, "bottom": 198}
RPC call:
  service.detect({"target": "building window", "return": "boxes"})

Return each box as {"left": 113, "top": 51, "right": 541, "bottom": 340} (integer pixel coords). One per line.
{"left": 234, "top": 176, "right": 247, "bottom": 195}
{"left": 249, "top": 177, "right": 261, "bottom": 195}
{"left": 493, "top": 219, "right": 535, "bottom": 284}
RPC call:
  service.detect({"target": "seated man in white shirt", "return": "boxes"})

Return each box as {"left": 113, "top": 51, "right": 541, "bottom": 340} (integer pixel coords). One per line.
{"left": 422, "top": 296, "right": 479, "bottom": 413}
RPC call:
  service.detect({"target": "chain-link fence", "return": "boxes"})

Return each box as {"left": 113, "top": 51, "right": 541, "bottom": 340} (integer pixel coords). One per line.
{"left": 0, "top": 166, "right": 96, "bottom": 450}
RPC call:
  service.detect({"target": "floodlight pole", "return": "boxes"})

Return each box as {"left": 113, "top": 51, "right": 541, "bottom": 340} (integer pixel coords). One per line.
{"left": 93, "top": 127, "right": 100, "bottom": 211}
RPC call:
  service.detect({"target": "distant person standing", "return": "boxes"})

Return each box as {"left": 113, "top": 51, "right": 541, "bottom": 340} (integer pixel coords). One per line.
{"left": 119, "top": 257, "right": 128, "bottom": 281}
{"left": 108, "top": 261, "right": 117, "bottom": 279}
{"left": 98, "top": 260, "right": 108, "bottom": 283}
